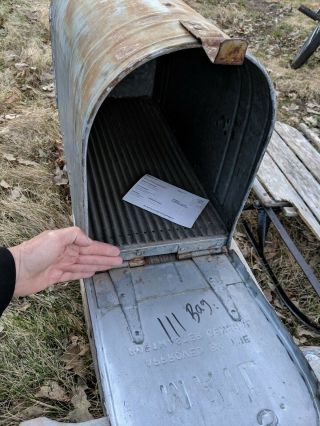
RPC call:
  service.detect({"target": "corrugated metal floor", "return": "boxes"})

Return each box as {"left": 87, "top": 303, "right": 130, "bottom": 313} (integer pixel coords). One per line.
{"left": 87, "top": 97, "right": 226, "bottom": 248}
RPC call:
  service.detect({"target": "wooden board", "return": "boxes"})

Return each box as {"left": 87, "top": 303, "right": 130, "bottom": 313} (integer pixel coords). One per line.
{"left": 267, "top": 130, "right": 320, "bottom": 222}
{"left": 253, "top": 121, "right": 320, "bottom": 238}
{"left": 252, "top": 178, "right": 279, "bottom": 205}
{"left": 299, "top": 123, "right": 320, "bottom": 152}
{"left": 283, "top": 206, "right": 298, "bottom": 217}
{"left": 253, "top": 178, "right": 297, "bottom": 216}
{"left": 257, "top": 152, "right": 320, "bottom": 238}
{"left": 275, "top": 122, "right": 320, "bottom": 183}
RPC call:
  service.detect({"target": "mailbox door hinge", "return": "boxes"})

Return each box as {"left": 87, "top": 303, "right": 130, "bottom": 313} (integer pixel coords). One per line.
{"left": 127, "top": 246, "right": 228, "bottom": 267}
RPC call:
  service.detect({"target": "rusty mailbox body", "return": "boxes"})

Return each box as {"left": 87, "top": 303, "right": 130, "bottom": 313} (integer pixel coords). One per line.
{"left": 51, "top": 1, "right": 320, "bottom": 425}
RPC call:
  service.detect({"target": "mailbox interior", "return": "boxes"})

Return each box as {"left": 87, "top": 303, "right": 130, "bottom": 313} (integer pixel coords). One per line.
{"left": 87, "top": 48, "right": 273, "bottom": 259}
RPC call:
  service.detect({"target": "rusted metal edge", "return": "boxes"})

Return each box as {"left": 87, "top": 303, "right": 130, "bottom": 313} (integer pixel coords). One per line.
{"left": 180, "top": 20, "right": 248, "bottom": 65}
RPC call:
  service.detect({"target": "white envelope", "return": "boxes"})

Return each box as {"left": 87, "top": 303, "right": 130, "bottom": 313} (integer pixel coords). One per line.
{"left": 123, "top": 175, "right": 209, "bottom": 228}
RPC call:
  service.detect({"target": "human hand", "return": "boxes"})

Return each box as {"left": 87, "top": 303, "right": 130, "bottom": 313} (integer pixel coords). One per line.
{"left": 9, "top": 226, "right": 123, "bottom": 297}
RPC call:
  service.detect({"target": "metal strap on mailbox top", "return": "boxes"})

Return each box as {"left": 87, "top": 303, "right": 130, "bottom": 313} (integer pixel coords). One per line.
{"left": 180, "top": 20, "right": 248, "bottom": 65}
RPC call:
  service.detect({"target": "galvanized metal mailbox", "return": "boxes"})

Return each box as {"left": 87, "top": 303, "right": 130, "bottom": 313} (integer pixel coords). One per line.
{"left": 51, "top": 1, "right": 320, "bottom": 425}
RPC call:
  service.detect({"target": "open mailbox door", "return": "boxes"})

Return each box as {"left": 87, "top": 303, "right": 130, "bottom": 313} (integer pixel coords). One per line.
{"left": 87, "top": 252, "right": 319, "bottom": 425}
{"left": 51, "top": 0, "right": 320, "bottom": 424}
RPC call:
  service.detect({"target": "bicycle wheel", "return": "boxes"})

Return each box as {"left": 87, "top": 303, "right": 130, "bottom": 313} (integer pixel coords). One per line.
{"left": 291, "top": 23, "right": 320, "bottom": 69}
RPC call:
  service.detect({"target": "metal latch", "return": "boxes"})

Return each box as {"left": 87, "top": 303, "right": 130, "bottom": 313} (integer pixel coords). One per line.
{"left": 180, "top": 20, "right": 248, "bottom": 65}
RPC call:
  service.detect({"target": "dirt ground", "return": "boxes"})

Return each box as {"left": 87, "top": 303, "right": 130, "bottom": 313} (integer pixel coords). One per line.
{"left": 0, "top": 0, "right": 319, "bottom": 424}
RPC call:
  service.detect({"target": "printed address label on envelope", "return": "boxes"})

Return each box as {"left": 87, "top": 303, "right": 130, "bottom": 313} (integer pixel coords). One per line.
{"left": 122, "top": 174, "right": 209, "bottom": 228}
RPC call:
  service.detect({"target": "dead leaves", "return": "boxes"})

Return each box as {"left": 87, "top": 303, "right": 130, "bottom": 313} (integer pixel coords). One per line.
{"left": 263, "top": 288, "right": 273, "bottom": 302}
{"left": 35, "top": 335, "right": 93, "bottom": 422}
{"left": 59, "top": 335, "right": 93, "bottom": 421}
{"left": 3, "top": 153, "right": 16, "bottom": 162}
{"left": 293, "top": 336, "right": 307, "bottom": 345}
{"left": 304, "top": 102, "right": 320, "bottom": 123}
{"left": 52, "top": 138, "right": 69, "bottom": 186}
{"left": 2, "top": 153, "right": 38, "bottom": 167}
{"left": 54, "top": 139, "right": 65, "bottom": 168}
{"left": 36, "top": 381, "right": 70, "bottom": 402}
{"left": 0, "top": 92, "right": 21, "bottom": 113}
{"left": 0, "top": 113, "right": 21, "bottom": 123}
{"left": 69, "top": 387, "right": 94, "bottom": 422}
{"left": 303, "top": 115, "right": 318, "bottom": 128}
{"left": 40, "top": 73, "right": 55, "bottom": 98}
{"left": 15, "top": 299, "right": 31, "bottom": 312}
{"left": 19, "top": 159, "right": 38, "bottom": 167}
{"left": 297, "top": 326, "right": 319, "bottom": 340}
{"left": 0, "top": 15, "right": 8, "bottom": 37}
{"left": 61, "top": 335, "right": 90, "bottom": 377}
{"left": 11, "top": 62, "right": 43, "bottom": 94}
{"left": 1, "top": 155, "right": 42, "bottom": 203}
{"left": 35, "top": 382, "right": 94, "bottom": 422}
{"left": 1, "top": 141, "right": 69, "bottom": 193}
{"left": 0, "top": 179, "right": 10, "bottom": 189}
{"left": 14, "top": 62, "right": 29, "bottom": 71}
{"left": 41, "top": 83, "right": 54, "bottom": 92}
{"left": 21, "top": 405, "right": 45, "bottom": 419}
{"left": 54, "top": 166, "right": 69, "bottom": 186}
{"left": 1, "top": 154, "right": 39, "bottom": 199}
{"left": 0, "top": 14, "right": 5, "bottom": 30}
{"left": 293, "top": 324, "right": 319, "bottom": 346}
{"left": 8, "top": 187, "right": 27, "bottom": 202}
{"left": 24, "top": 10, "right": 39, "bottom": 24}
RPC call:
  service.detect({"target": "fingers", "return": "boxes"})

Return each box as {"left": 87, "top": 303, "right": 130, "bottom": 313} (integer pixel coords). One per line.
{"left": 61, "top": 271, "right": 95, "bottom": 282}
{"left": 79, "top": 241, "right": 120, "bottom": 257}
{"left": 60, "top": 258, "right": 123, "bottom": 282}
{"left": 52, "top": 226, "right": 92, "bottom": 247}
{"left": 76, "top": 254, "right": 122, "bottom": 266}
{"left": 62, "top": 257, "right": 123, "bottom": 273}
{"left": 69, "top": 227, "right": 93, "bottom": 246}
{"left": 52, "top": 228, "right": 121, "bottom": 258}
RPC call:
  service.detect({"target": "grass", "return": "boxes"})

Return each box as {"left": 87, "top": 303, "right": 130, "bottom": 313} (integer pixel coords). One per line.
{"left": 0, "top": 285, "right": 103, "bottom": 424}
{"left": 0, "top": 1, "right": 103, "bottom": 423}
{"left": 0, "top": 0, "right": 319, "bottom": 424}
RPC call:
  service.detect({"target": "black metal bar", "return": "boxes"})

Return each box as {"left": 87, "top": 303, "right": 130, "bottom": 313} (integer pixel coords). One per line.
{"left": 298, "top": 5, "right": 320, "bottom": 21}
{"left": 264, "top": 207, "right": 320, "bottom": 297}
{"left": 257, "top": 209, "right": 271, "bottom": 253}
{"left": 242, "top": 218, "right": 320, "bottom": 334}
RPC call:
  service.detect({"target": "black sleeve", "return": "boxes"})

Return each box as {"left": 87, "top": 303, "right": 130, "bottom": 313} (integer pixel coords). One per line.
{"left": 0, "top": 247, "right": 16, "bottom": 317}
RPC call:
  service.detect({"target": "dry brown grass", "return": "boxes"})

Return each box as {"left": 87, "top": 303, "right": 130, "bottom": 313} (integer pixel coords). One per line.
{"left": 0, "top": 0, "right": 319, "bottom": 424}
{"left": 0, "top": 0, "right": 103, "bottom": 423}
{"left": 0, "top": 109, "right": 69, "bottom": 246}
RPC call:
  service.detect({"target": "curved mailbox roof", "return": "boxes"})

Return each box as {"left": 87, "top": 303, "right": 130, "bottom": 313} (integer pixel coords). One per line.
{"left": 51, "top": 0, "right": 274, "bottom": 240}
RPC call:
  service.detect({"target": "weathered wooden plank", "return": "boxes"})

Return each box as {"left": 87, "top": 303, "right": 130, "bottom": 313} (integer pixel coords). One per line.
{"left": 268, "top": 131, "right": 320, "bottom": 222}
{"left": 299, "top": 123, "right": 320, "bottom": 152}
{"left": 252, "top": 178, "right": 295, "bottom": 213}
{"left": 283, "top": 206, "right": 298, "bottom": 217}
{"left": 275, "top": 122, "right": 320, "bottom": 183}
{"left": 252, "top": 178, "right": 274, "bottom": 204}
{"left": 257, "top": 152, "right": 320, "bottom": 238}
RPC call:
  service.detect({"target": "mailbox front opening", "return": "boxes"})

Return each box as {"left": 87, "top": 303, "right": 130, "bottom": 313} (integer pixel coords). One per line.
{"left": 87, "top": 48, "right": 272, "bottom": 257}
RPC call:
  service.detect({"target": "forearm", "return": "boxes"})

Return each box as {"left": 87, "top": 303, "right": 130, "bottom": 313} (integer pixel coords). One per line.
{"left": 0, "top": 247, "right": 16, "bottom": 317}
